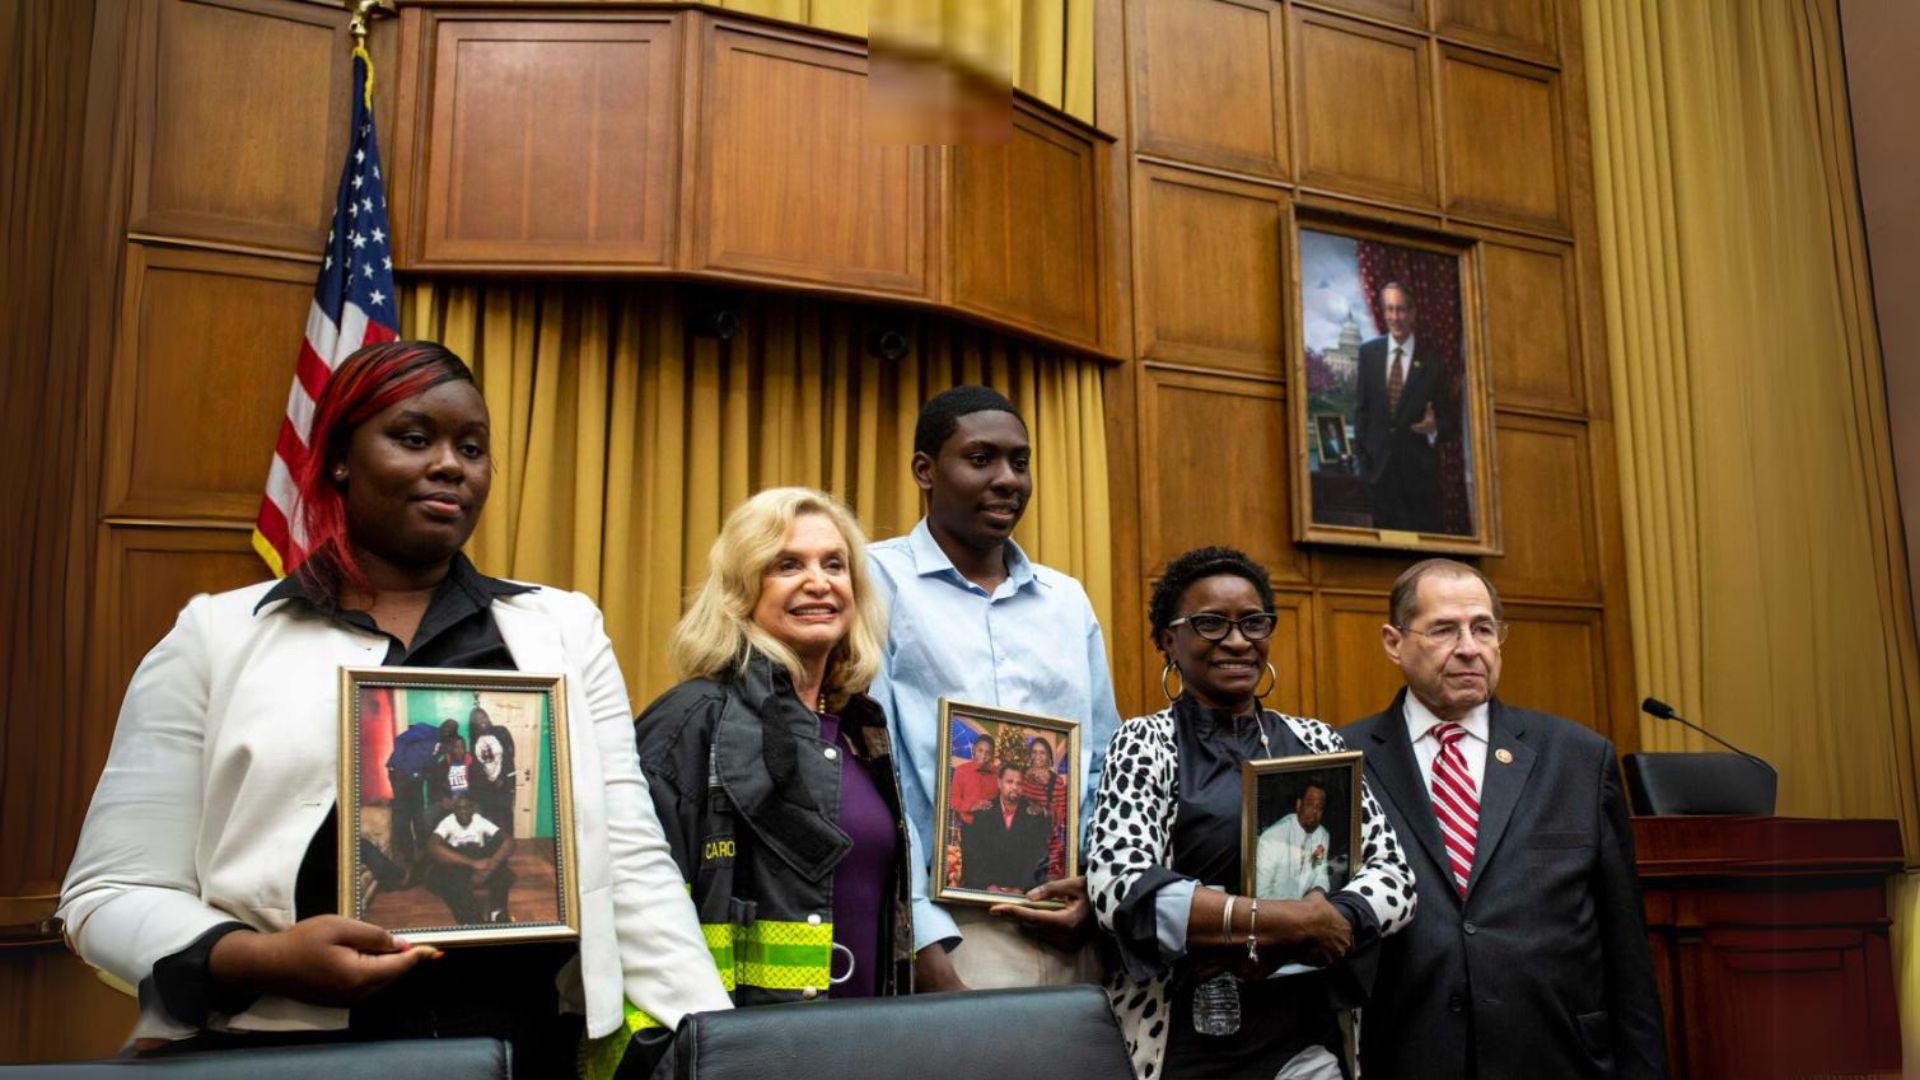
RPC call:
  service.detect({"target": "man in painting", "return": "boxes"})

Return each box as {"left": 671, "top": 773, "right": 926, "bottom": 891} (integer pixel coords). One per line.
{"left": 1254, "top": 780, "right": 1333, "bottom": 900}
{"left": 958, "top": 763, "right": 1053, "bottom": 895}
{"left": 1353, "top": 282, "right": 1445, "bottom": 533}
{"left": 427, "top": 794, "right": 516, "bottom": 925}
{"left": 948, "top": 732, "right": 1001, "bottom": 826}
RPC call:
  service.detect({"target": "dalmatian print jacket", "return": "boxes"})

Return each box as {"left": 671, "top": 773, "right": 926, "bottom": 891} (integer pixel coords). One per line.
{"left": 1085, "top": 707, "right": 1418, "bottom": 1079}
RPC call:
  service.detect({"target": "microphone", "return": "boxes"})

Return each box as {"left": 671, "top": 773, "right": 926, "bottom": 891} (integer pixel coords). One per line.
{"left": 1640, "top": 697, "right": 1777, "bottom": 777}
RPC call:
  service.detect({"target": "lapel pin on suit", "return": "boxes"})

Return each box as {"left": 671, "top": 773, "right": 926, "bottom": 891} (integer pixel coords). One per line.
{"left": 1494, "top": 747, "right": 1513, "bottom": 765}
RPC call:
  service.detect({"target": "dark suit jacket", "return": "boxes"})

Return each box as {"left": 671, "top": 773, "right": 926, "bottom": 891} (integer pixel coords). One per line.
{"left": 1339, "top": 693, "right": 1667, "bottom": 1079}
{"left": 959, "top": 798, "right": 1052, "bottom": 893}
{"left": 1352, "top": 335, "right": 1443, "bottom": 486}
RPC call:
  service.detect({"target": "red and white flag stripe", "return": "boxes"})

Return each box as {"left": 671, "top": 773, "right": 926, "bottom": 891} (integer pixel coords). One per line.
{"left": 252, "top": 300, "right": 394, "bottom": 576}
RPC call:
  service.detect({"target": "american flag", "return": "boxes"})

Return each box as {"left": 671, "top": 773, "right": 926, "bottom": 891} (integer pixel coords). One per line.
{"left": 252, "top": 45, "right": 398, "bottom": 577}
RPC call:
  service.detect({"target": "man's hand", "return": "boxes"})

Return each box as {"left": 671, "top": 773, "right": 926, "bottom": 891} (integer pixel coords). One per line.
{"left": 208, "top": 915, "right": 439, "bottom": 1007}
{"left": 914, "top": 944, "right": 970, "bottom": 993}
{"left": 988, "top": 875, "right": 1094, "bottom": 950}
{"left": 1411, "top": 403, "right": 1438, "bottom": 437}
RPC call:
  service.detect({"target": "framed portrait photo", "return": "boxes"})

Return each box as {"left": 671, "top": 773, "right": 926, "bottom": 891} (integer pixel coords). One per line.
{"left": 1287, "top": 207, "right": 1502, "bottom": 555}
{"left": 932, "top": 699, "right": 1080, "bottom": 908}
{"left": 1240, "top": 751, "right": 1363, "bottom": 902}
{"left": 338, "top": 667, "right": 579, "bottom": 946}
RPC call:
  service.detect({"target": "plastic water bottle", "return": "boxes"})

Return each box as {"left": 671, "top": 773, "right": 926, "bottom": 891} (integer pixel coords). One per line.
{"left": 1191, "top": 971, "right": 1241, "bottom": 1036}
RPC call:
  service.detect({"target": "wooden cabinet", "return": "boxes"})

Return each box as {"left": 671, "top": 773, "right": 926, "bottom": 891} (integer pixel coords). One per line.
{"left": 1634, "top": 816, "right": 1904, "bottom": 1078}
{"left": 389, "top": 5, "right": 1115, "bottom": 357}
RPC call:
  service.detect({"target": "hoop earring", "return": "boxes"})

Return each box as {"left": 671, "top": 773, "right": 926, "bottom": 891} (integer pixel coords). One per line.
{"left": 1160, "top": 660, "right": 1184, "bottom": 704}
{"left": 1253, "top": 662, "right": 1278, "bottom": 701}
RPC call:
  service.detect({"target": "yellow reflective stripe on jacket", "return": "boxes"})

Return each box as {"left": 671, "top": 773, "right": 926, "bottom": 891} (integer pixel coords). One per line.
{"left": 701, "top": 922, "right": 737, "bottom": 991}
{"left": 577, "top": 999, "right": 666, "bottom": 1080}
{"left": 734, "top": 919, "right": 833, "bottom": 990}
{"left": 697, "top": 919, "right": 834, "bottom": 992}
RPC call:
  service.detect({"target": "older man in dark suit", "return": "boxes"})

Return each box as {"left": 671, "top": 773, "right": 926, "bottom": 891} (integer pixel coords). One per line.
{"left": 1340, "top": 559, "right": 1667, "bottom": 1078}
{"left": 1352, "top": 282, "right": 1444, "bottom": 532}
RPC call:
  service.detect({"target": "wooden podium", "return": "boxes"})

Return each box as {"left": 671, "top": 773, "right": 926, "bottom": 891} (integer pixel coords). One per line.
{"left": 1634, "top": 816, "right": 1904, "bottom": 1078}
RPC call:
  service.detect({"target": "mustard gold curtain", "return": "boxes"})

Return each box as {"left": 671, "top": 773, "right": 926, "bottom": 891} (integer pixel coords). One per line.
{"left": 402, "top": 282, "right": 1112, "bottom": 706}
{"left": 1583, "top": 0, "right": 1920, "bottom": 1056}
{"left": 712, "top": 0, "right": 1094, "bottom": 121}
{"left": 1582, "top": 0, "right": 1920, "bottom": 829}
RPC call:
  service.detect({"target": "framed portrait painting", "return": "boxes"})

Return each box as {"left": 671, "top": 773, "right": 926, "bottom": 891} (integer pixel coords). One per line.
{"left": 1240, "top": 751, "right": 1363, "bottom": 903}
{"left": 932, "top": 699, "right": 1081, "bottom": 908}
{"left": 339, "top": 667, "right": 579, "bottom": 946}
{"left": 1287, "top": 208, "right": 1502, "bottom": 554}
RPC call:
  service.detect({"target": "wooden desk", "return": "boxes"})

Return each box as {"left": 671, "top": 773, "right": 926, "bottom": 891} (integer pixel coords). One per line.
{"left": 1634, "top": 816, "right": 1904, "bottom": 1078}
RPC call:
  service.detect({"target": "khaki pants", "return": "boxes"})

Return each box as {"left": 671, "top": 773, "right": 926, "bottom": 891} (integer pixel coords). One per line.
{"left": 946, "top": 905, "right": 1105, "bottom": 989}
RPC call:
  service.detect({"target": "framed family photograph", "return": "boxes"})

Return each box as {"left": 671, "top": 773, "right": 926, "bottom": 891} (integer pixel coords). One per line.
{"left": 338, "top": 667, "right": 579, "bottom": 946}
{"left": 932, "top": 699, "right": 1081, "bottom": 908}
{"left": 1287, "top": 208, "right": 1502, "bottom": 555}
{"left": 1240, "top": 751, "right": 1363, "bottom": 902}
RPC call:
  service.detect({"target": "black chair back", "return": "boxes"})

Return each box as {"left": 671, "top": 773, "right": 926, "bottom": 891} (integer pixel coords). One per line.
{"left": 669, "top": 986, "right": 1131, "bottom": 1080}
{"left": 1622, "top": 752, "right": 1778, "bottom": 815}
{"left": 0, "top": 1037, "right": 509, "bottom": 1079}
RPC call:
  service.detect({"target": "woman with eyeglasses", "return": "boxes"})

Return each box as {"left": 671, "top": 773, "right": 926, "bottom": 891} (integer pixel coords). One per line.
{"left": 1085, "top": 546, "right": 1417, "bottom": 1079}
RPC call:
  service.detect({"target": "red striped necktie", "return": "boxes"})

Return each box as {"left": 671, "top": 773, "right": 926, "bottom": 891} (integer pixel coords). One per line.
{"left": 1429, "top": 721, "right": 1479, "bottom": 896}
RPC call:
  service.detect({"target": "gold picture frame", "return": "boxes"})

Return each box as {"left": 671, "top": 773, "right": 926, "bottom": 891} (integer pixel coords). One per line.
{"left": 338, "top": 666, "right": 580, "bottom": 947}
{"left": 1286, "top": 206, "right": 1503, "bottom": 555}
{"left": 1240, "top": 751, "right": 1364, "bottom": 901}
{"left": 932, "top": 699, "right": 1081, "bottom": 909}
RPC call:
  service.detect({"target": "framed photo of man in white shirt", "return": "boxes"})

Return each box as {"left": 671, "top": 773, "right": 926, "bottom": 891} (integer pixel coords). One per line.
{"left": 1240, "top": 751, "right": 1363, "bottom": 902}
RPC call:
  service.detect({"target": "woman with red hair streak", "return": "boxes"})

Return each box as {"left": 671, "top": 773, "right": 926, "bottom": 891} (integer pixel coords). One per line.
{"left": 58, "top": 341, "right": 729, "bottom": 1074}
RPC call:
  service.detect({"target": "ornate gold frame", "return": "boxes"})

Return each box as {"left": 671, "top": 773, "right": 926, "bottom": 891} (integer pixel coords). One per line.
{"left": 931, "top": 698, "right": 1082, "bottom": 909}
{"left": 337, "top": 666, "right": 580, "bottom": 947}
{"left": 1285, "top": 205, "right": 1503, "bottom": 555}
{"left": 1239, "top": 750, "right": 1364, "bottom": 899}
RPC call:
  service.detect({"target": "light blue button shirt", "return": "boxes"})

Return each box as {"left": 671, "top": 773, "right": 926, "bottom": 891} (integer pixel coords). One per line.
{"left": 867, "top": 519, "right": 1122, "bottom": 951}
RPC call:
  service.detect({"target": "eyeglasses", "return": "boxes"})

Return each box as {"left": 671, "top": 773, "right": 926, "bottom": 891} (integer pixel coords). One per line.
{"left": 1168, "top": 613, "right": 1278, "bottom": 642}
{"left": 1396, "top": 620, "right": 1509, "bottom": 647}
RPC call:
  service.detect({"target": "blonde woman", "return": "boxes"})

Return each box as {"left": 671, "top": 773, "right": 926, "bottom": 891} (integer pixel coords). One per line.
{"left": 634, "top": 487, "right": 914, "bottom": 1011}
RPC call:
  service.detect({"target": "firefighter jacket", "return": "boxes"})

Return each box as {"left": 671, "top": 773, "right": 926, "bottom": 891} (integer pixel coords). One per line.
{"left": 633, "top": 651, "right": 915, "bottom": 1009}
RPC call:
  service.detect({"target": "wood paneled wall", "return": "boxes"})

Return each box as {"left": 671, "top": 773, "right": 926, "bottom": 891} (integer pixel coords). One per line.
{"left": 388, "top": 5, "right": 1114, "bottom": 356}
{"left": 1, "top": 0, "right": 393, "bottom": 1060}
{"left": 1095, "top": 0, "right": 1638, "bottom": 741}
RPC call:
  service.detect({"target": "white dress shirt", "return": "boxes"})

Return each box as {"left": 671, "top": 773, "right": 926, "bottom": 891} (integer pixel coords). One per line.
{"left": 1403, "top": 693, "right": 1490, "bottom": 790}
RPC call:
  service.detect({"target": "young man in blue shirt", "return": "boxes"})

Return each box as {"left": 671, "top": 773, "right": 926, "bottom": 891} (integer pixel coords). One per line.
{"left": 867, "top": 385, "right": 1122, "bottom": 991}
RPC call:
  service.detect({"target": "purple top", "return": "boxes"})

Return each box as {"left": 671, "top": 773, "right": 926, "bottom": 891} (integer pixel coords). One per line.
{"left": 819, "top": 713, "right": 897, "bottom": 998}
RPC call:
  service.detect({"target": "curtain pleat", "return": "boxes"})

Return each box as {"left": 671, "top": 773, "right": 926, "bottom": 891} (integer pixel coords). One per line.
{"left": 1583, "top": 0, "right": 1920, "bottom": 1047}
{"left": 1581, "top": 0, "right": 1920, "bottom": 832}
{"left": 403, "top": 282, "right": 1113, "bottom": 707}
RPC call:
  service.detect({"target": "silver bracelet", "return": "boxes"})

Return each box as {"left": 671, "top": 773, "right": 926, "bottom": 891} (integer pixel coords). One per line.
{"left": 1246, "top": 897, "right": 1261, "bottom": 962}
{"left": 1221, "top": 894, "right": 1236, "bottom": 944}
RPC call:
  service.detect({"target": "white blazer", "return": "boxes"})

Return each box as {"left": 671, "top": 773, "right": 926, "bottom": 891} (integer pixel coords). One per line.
{"left": 58, "top": 579, "right": 731, "bottom": 1042}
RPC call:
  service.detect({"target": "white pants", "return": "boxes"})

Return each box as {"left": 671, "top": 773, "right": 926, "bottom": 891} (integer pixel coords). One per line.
{"left": 945, "top": 905, "right": 1104, "bottom": 989}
